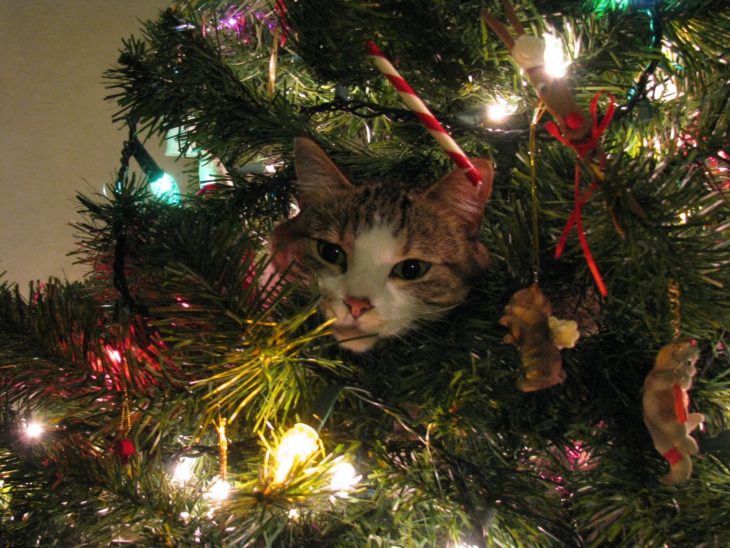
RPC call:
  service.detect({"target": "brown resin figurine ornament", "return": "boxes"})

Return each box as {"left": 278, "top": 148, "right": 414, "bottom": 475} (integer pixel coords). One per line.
{"left": 484, "top": 0, "right": 591, "bottom": 143}
{"left": 499, "top": 284, "right": 579, "bottom": 392}
{"left": 642, "top": 340, "right": 704, "bottom": 485}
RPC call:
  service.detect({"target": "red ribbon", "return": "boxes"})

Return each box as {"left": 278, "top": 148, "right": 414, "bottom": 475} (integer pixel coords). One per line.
{"left": 662, "top": 384, "right": 690, "bottom": 465}
{"left": 663, "top": 447, "right": 683, "bottom": 465}
{"left": 673, "top": 383, "right": 688, "bottom": 424}
{"left": 545, "top": 91, "right": 616, "bottom": 298}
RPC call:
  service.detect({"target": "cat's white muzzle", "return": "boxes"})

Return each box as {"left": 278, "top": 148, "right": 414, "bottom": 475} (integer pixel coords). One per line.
{"left": 331, "top": 324, "right": 378, "bottom": 352}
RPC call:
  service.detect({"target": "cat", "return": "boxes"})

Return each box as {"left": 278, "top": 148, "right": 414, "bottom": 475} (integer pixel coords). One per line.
{"left": 270, "top": 138, "right": 494, "bottom": 352}
{"left": 642, "top": 340, "right": 704, "bottom": 484}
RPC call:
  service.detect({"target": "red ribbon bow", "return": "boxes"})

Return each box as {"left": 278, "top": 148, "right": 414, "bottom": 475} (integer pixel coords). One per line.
{"left": 544, "top": 91, "right": 616, "bottom": 298}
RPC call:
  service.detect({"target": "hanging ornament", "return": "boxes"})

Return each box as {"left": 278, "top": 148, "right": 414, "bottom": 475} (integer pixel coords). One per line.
{"left": 485, "top": 2, "right": 616, "bottom": 297}
{"left": 499, "top": 284, "right": 578, "bottom": 392}
{"left": 483, "top": 0, "right": 590, "bottom": 142}
{"left": 113, "top": 386, "right": 136, "bottom": 464}
{"left": 267, "top": 24, "right": 281, "bottom": 100}
{"left": 642, "top": 281, "right": 704, "bottom": 484}
{"left": 499, "top": 110, "right": 579, "bottom": 392}
{"left": 643, "top": 340, "right": 703, "bottom": 484}
{"left": 366, "top": 40, "right": 484, "bottom": 188}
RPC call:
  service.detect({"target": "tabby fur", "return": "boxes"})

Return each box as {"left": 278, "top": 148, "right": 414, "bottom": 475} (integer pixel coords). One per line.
{"left": 271, "top": 138, "right": 493, "bottom": 352}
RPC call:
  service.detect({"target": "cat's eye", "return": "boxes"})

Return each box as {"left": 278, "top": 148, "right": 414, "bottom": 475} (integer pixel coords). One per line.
{"left": 316, "top": 240, "right": 347, "bottom": 269}
{"left": 391, "top": 259, "right": 431, "bottom": 280}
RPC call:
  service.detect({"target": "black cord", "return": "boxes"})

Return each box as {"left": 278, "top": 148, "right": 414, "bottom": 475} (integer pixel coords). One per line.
{"left": 112, "top": 124, "right": 144, "bottom": 317}
{"left": 617, "top": 3, "right": 663, "bottom": 118}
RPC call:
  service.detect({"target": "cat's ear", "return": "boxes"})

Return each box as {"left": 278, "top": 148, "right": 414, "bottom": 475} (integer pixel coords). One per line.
{"left": 293, "top": 138, "right": 353, "bottom": 204}
{"left": 425, "top": 158, "right": 494, "bottom": 232}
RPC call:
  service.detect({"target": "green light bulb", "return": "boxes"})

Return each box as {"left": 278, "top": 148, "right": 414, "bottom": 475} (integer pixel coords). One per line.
{"left": 149, "top": 172, "right": 181, "bottom": 204}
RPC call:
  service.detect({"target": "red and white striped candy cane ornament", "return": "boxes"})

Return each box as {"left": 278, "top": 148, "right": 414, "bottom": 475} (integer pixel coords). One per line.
{"left": 366, "top": 40, "right": 483, "bottom": 188}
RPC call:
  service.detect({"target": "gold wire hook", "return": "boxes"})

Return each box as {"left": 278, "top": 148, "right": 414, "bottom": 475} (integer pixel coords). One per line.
{"left": 217, "top": 417, "right": 228, "bottom": 482}
{"left": 120, "top": 385, "right": 132, "bottom": 437}
{"left": 668, "top": 279, "right": 681, "bottom": 341}
{"left": 530, "top": 103, "right": 547, "bottom": 284}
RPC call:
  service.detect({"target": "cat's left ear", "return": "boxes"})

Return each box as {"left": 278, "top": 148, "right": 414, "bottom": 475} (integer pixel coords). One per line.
{"left": 425, "top": 158, "right": 494, "bottom": 232}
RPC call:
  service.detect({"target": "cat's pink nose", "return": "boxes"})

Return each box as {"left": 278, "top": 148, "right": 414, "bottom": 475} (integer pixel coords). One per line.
{"left": 344, "top": 296, "right": 373, "bottom": 319}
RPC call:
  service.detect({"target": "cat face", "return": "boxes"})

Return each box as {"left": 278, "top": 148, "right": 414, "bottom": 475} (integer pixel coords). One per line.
{"left": 272, "top": 138, "right": 493, "bottom": 352}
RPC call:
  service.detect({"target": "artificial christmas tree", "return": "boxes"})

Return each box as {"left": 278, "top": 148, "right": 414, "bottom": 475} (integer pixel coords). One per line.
{"left": 1, "top": 0, "right": 729, "bottom": 545}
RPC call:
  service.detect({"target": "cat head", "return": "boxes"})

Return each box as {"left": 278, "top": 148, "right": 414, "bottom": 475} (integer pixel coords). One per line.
{"left": 272, "top": 138, "right": 493, "bottom": 352}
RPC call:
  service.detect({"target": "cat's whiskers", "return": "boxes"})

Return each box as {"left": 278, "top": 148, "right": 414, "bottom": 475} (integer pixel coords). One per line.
{"left": 271, "top": 138, "right": 493, "bottom": 353}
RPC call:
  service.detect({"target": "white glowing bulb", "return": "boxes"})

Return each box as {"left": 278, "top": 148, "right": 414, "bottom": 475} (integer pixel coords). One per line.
{"left": 647, "top": 73, "right": 678, "bottom": 102}
{"left": 172, "top": 457, "right": 195, "bottom": 485}
{"left": 273, "top": 423, "right": 320, "bottom": 484}
{"left": 679, "top": 210, "right": 692, "bottom": 224}
{"left": 206, "top": 477, "right": 231, "bottom": 502}
{"left": 487, "top": 97, "right": 517, "bottom": 122}
{"left": 25, "top": 422, "right": 44, "bottom": 439}
{"left": 543, "top": 33, "right": 569, "bottom": 78}
{"left": 328, "top": 460, "right": 360, "bottom": 495}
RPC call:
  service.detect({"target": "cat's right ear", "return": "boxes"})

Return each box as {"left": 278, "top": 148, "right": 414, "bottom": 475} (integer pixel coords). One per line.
{"left": 293, "top": 138, "right": 353, "bottom": 204}
{"left": 424, "top": 158, "right": 494, "bottom": 233}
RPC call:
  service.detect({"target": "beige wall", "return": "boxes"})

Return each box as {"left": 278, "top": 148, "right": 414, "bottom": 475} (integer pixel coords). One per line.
{"left": 0, "top": 0, "right": 185, "bottom": 287}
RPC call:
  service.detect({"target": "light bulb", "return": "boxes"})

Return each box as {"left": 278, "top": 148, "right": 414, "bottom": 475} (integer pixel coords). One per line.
{"left": 105, "top": 347, "right": 122, "bottom": 364}
{"left": 543, "top": 33, "right": 569, "bottom": 78}
{"left": 149, "top": 173, "right": 181, "bottom": 204}
{"left": 206, "top": 477, "right": 231, "bottom": 502}
{"left": 328, "top": 460, "right": 360, "bottom": 496}
{"left": 172, "top": 457, "right": 195, "bottom": 486}
{"left": 24, "top": 422, "right": 44, "bottom": 439}
{"left": 647, "top": 73, "right": 678, "bottom": 102}
{"left": 273, "top": 423, "right": 319, "bottom": 484}
{"left": 486, "top": 97, "right": 517, "bottom": 122}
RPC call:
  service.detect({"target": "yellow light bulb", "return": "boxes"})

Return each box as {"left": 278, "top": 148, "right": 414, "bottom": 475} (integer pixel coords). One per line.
{"left": 543, "top": 33, "right": 569, "bottom": 78}
{"left": 273, "top": 423, "right": 319, "bottom": 484}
